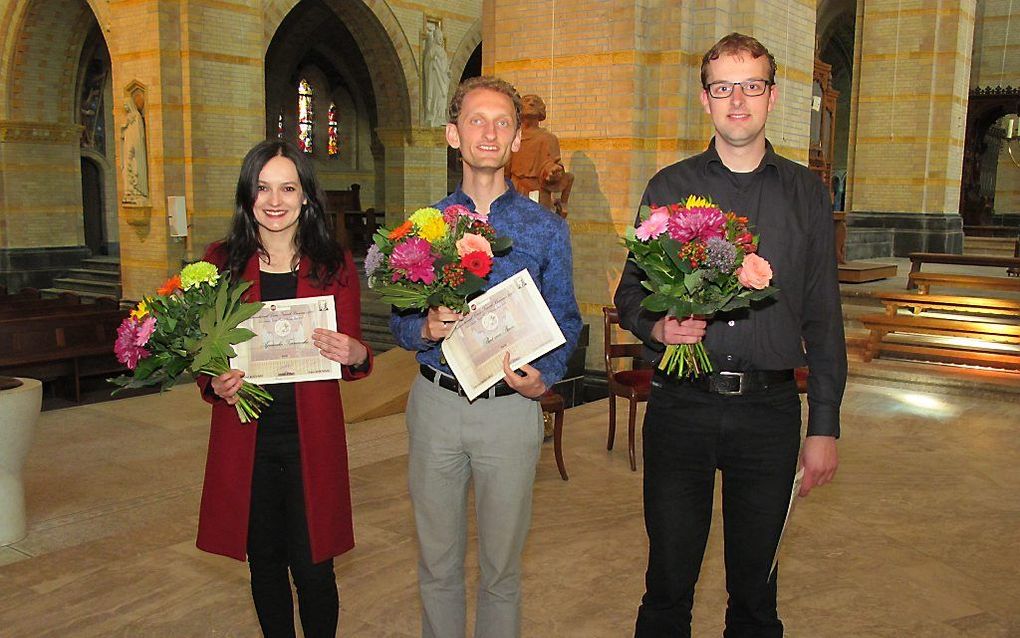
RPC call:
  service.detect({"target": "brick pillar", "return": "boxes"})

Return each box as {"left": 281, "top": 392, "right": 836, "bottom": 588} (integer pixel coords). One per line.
{"left": 845, "top": 1, "right": 976, "bottom": 257}
{"left": 376, "top": 126, "right": 448, "bottom": 223}
{"left": 483, "top": 0, "right": 816, "bottom": 367}
{"left": 111, "top": 0, "right": 263, "bottom": 300}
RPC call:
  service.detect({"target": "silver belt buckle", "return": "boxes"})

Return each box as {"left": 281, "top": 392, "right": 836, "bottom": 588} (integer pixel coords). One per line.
{"left": 716, "top": 371, "right": 745, "bottom": 396}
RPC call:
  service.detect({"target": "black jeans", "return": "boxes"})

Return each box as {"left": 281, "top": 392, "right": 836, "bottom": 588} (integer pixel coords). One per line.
{"left": 634, "top": 378, "right": 802, "bottom": 638}
{"left": 247, "top": 431, "right": 339, "bottom": 638}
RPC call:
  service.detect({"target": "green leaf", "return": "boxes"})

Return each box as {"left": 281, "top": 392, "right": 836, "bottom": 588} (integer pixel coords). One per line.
{"left": 490, "top": 237, "right": 512, "bottom": 254}
{"left": 683, "top": 271, "right": 704, "bottom": 294}
{"left": 224, "top": 327, "right": 256, "bottom": 344}
{"left": 720, "top": 296, "right": 752, "bottom": 312}
{"left": 640, "top": 294, "right": 672, "bottom": 313}
{"left": 225, "top": 301, "right": 263, "bottom": 327}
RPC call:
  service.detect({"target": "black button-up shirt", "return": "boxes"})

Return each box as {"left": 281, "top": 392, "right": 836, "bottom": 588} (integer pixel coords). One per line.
{"left": 614, "top": 139, "right": 847, "bottom": 437}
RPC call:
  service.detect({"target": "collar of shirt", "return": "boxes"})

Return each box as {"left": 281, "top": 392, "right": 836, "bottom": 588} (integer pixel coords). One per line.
{"left": 703, "top": 137, "right": 780, "bottom": 175}
{"left": 445, "top": 179, "right": 518, "bottom": 215}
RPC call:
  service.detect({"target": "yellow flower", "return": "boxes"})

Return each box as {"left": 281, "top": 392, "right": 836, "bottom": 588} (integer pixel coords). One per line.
{"left": 130, "top": 300, "right": 149, "bottom": 320}
{"left": 684, "top": 194, "right": 713, "bottom": 209}
{"left": 418, "top": 217, "right": 449, "bottom": 243}
{"left": 409, "top": 207, "right": 443, "bottom": 227}
{"left": 180, "top": 261, "right": 220, "bottom": 290}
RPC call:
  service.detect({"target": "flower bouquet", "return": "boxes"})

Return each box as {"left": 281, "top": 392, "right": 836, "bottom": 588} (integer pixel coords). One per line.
{"left": 622, "top": 195, "right": 779, "bottom": 378}
{"left": 109, "top": 261, "right": 273, "bottom": 423}
{"left": 365, "top": 205, "right": 512, "bottom": 313}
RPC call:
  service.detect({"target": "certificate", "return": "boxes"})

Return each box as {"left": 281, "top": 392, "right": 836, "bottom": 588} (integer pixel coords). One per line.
{"left": 441, "top": 268, "right": 566, "bottom": 401}
{"left": 230, "top": 295, "right": 343, "bottom": 384}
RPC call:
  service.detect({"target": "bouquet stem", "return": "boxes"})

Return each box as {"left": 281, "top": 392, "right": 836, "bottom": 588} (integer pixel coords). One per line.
{"left": 199, "top": 361, "right": 273, "bottom": 424}
{"left": 658, "top": 342, "right": 714, "bottom": 379}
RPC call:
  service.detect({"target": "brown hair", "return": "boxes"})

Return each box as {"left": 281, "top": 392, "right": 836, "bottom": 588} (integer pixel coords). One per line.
{"left": 447, "top": 76, "right": 523, "bottom": 128}
{"left": 700, "top": 32, "right": 777, "bottom": 88}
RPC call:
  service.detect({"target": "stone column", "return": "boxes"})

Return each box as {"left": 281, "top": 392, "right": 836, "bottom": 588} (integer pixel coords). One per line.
{"left": 376, "top": 126, "right": 449, "bottom": 224}
{"left": 110, "top": 0, "right": 263, "bottom": 300}
{"left": 845, "top": 0, "right": 976, "bottom": 257}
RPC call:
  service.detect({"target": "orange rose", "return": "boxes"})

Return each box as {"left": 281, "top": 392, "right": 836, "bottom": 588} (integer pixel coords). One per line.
{"left": 388, "top": 220, "right": 414, "bottom": 240}
{"left": 736, "top": 253, "right": 773, "bottom": 290}
{"left": 455, "top": 232, "right": 493, "bottom": 257}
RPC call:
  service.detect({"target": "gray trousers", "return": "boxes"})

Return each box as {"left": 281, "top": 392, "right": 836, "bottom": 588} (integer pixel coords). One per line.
{"left": 407, "top": 373, "right": 544, "bottom": 638}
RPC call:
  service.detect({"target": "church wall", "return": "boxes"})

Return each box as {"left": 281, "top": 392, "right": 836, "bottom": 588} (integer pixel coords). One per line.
{"left": 994, "top": 144, "right": 1020, "bottom": 218}
{"left": 484, "top": 0, "right": 817, "bottom": 368}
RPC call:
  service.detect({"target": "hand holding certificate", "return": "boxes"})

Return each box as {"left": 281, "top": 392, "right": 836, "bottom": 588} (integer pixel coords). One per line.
{"left": 441, "top": 269, "right": 566, "bottom": 401}
{"left": 231, "top": 295, "right": 344, "bottom": 384}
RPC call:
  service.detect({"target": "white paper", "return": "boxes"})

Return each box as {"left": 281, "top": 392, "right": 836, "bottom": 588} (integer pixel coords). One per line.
{"left": 769, "top": 467, "right": 805, "bottom": 579}
{"left": 231, "top": 295, "right": 343, "bottom": 384}
{"left": 441, "top": 269, "right": 566, "bottom": 401}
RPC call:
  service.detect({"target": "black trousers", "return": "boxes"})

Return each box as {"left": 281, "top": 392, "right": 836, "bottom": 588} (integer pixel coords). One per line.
{"left": 634, "top": 378, "right": 802, "bottom": 638}
{"left": 247, "top": 431, "right": 339, "bottom": 638}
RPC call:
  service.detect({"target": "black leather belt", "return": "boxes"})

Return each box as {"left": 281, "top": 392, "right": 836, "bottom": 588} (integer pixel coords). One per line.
{"left": 420, "top": 365, "right": 516, "bottom": 399}
{"left": 655, "top": 369, "right": 794, "bottom": 396}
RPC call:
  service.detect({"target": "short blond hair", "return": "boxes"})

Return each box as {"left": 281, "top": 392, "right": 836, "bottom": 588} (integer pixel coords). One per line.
{"left": 448, "top": 76, "right": 523, "bottom": 128}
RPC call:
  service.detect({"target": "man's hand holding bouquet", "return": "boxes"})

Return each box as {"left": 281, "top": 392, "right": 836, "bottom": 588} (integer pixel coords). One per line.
{"left": 622, "top": 195, "right": 779, "bottom": 378}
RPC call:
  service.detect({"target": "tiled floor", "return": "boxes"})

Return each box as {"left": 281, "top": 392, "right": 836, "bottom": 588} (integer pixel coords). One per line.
{"left": 1, "top": 362, "right": 1019, "bottom": 636}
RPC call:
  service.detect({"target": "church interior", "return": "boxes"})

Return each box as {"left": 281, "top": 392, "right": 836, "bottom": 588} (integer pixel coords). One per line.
{"left": 1, "top": 0, "right": 1018, "bottom": 635}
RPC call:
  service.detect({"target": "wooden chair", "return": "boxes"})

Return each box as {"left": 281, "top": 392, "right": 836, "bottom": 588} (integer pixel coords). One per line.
{"left": 539, "top": 390, "right": 568, "bottom": 480}
{"left": 603, "top": 306, "right": 652, "bottom": 471}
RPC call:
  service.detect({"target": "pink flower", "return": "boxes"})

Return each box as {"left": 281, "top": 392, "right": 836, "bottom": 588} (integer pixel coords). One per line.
{"left": 667, "top": 206, "right": 726, "bottom": 243}
{"left": 456, "top": 232, "right": 493, "bottom": 257}
{"left": 135, "top": 316, "right": 157, "bottom": 347}
{"left": 443, "top": 204, "right": 487, "bottom": 225}
{"left": 736, "top": 253, "right": 773, "bottom": 290}
{"left": 114, "top": 317, "right": 152, "bottom": 370}
{"left": 635, "top": 208, "right": 670, "bottom": 241}
{"left": 389, "top": 237, "right": 436, "bottom": 284}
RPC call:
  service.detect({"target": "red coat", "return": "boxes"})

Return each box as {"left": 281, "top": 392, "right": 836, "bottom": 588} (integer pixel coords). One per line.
{"left": 195, "top": 244, "right": 372, "bottom": 563}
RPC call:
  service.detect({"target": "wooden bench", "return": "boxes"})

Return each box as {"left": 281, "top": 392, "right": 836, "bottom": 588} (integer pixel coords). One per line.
{"left": 907, "top": 272, "right": 1020, "bottom": 295}
{"left": 325, "top": 184, "right": 379, "bottom": 252}
{"left": 876, "top": 292, "right": 1020, "bottom": 317}
{"left": 0, "top": 307, "right": 128, "bottom": 401}
{"left": 858, "top": 312, "right": 1020, "bottom": 370}
{"left": 907, "top": 252, "right": 1020, "bottom": 289}
{"left": 0, "top": 287, "right": 41, "bottom": 305}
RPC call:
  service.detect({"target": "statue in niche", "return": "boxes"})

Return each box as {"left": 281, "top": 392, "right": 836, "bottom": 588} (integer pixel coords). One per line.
{"left": 79, "top": 63, "right": 106, "bottom": 152}
{"left": 120, "top": 88, "right": 149, "bottom": 205}
{"left": 509, "top": 94, "right": 574, "bottom": 218}
{"left": 423, "top": 21, "right": 450, "bottom": 127}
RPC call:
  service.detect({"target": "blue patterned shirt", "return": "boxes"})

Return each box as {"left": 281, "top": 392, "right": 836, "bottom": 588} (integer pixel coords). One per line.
{"left": 389, "top": 182, "right": 582, "bottom": 387}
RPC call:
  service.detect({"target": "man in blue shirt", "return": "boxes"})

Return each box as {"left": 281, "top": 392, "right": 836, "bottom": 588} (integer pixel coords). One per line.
{"left": 389, "top": 76, "right": 582, "bottom": 638}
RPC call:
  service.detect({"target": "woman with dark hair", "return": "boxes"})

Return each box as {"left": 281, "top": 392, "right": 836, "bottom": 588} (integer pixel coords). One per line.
{"left": 195, "top": 139, "right": 372, "bottom": 637}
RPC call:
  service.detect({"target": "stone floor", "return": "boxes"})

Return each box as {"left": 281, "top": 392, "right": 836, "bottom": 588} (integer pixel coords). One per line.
{"left": 1, "top": 359, "right": 1019, "bottom": 637}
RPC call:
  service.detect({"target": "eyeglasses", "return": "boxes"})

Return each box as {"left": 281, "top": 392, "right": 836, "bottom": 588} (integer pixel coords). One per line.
{"left": 705, "top": 80, "right": 773, "bottom": 99}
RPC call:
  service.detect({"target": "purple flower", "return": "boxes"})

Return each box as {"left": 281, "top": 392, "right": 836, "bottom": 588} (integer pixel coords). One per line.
{"left": 364, "top": 244, "right": 384, "bottom": 278}
{"left": 114, "top": 317, "right": 152, "bottom": 370}
{"left": 704, "top": 237, "right": 737, "bottom": 275}
{"left": 389, "top": 237, "right": 436, "bottom": 284}
{"left": 667, "top": 207, "right": 726, "bottom": 244}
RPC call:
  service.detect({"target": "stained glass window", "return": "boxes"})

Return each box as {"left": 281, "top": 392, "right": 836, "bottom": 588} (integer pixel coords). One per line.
{"left": 298, "top": 79, "right": 314, "bottom": 154}
{"left": 328, "top": 102, "right": 338, "bottom": 157}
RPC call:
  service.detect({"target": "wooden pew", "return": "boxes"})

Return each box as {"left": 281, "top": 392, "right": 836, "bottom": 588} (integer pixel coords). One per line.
{"left": 0, "top": 306, "right": 128, "bottom": 402}
{"left": 907, "top": 252, "right": 1020, "bottom": 289}
{"left": 877, "top": 292, "right": 1020, "bottom": 317}
{"left": 858, "top": 312, "right": 1020, "bottom": 370}
{"left": 325, "top": 184, "right": 379, "bottom": 251}
{"left": 0, "top": 295, "right": 117, "bottom": 321}
{"left": 907, "top": 272, "right": 1020, "bottom": 295}
{"left": 0, "top": 287, "right": 41, "bottom": 305}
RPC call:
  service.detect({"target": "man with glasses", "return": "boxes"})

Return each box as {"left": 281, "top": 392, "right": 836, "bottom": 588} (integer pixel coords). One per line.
{"left": 614, "top": 32, "right": 846, "bottom": 637}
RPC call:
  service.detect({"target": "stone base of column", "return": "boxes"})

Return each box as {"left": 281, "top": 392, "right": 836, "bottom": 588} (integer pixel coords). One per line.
{"left": 845, "top": 212, "right": 964, "bottom": 258}
{"left": 991, "top": 214, "right": 1020, "bottom": 228}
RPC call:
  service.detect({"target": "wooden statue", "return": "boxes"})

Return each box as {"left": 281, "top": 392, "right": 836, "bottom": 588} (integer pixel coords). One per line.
{"left": 509, "top": 94, "right": 573, "bottom": 217}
